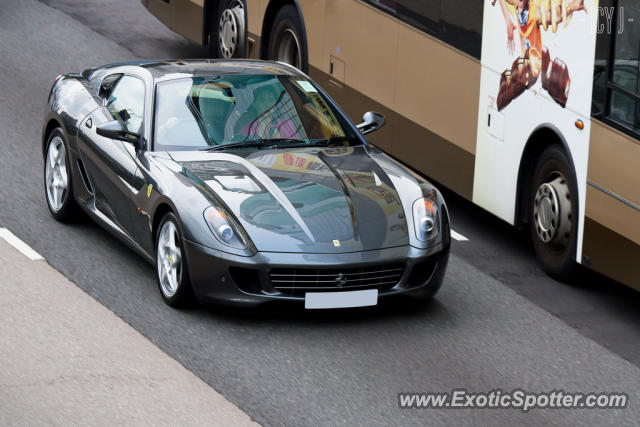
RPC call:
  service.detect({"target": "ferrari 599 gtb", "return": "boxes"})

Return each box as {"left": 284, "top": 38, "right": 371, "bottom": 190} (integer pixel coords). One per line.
{"left": 43, "top": 59, "right": 450, "bottom": 309}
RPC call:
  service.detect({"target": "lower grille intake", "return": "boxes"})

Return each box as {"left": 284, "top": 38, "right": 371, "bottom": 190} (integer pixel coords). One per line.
{"left": 270, "top": 264, "right": 405, "bottom": 297}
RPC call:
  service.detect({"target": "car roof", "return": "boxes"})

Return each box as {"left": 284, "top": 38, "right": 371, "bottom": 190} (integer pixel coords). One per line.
{"left": 87, "top": 59, "right": 303, "bottom": 82}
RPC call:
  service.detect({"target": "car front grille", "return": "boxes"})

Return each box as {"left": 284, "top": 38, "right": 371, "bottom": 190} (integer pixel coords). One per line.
{"left": 269, "top": 264, "right": 405, "bottom": 297}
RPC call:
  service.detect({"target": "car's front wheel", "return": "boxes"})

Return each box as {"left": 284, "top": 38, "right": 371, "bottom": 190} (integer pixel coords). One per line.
{"left": 155, "top": 213, "right": 194, "bottom": 307}
{"left": 44, "top": 128, "right": 79, "bottom": 222}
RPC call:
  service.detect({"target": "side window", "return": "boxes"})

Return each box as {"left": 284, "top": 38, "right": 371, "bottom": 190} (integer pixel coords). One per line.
{"left": 593, "top": 0, "right": 640, "bottom": 136}
{"left": 106, "top": 75, "right": 145, "bottom": 134}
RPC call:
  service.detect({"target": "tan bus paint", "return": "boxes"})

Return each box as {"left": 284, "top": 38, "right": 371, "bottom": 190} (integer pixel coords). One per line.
{"left": 583, "top": 119, "right": 640, "bottom": 291}
{"left": 246, "top": 0, "right": 267, "bottom": 42}
{"left": 146, "top": 0, "right": 205, "bottom": 44}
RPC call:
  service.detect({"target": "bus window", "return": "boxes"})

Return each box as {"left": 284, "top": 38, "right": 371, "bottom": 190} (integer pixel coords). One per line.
{"left": 593, "top": 0, "right": 640, "bottom": 135}
{"left": 439, "top": 0, "right": 483, "bottom": 59}
{"left": 366, "top": 0, "right": 440, "bottom": 37}
{"left": 613, "top": 0, "right": 639, "bottom": 93}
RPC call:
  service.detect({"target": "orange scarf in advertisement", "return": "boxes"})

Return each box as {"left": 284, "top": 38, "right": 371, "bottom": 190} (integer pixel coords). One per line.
{"left": 518, "top": 1, "right": 542, "bottom": 55}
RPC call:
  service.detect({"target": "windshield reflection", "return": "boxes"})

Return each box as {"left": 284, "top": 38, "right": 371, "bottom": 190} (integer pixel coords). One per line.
{"left": 154, "top": 74, "right": 355, "bottom": 151}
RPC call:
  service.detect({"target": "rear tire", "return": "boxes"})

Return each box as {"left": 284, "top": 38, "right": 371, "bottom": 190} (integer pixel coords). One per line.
{"left": 266, "top": 4, "right": 307, "bottom": 72}
{"left": 529, "top": 145, "right": 579, "bottom": 281}
{"left": 44, "top": 128, "right": 79, "bottom": 222}
{"left": 212, "top": 0, "right": 246, "bottom": 59}
{"left": 155, "top": 213, "right": 195, "bottom": 308}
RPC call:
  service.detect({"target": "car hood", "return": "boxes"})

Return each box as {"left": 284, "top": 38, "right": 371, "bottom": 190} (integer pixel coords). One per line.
{"left": 169, "top": 146, "right": 412, "bottom": 253}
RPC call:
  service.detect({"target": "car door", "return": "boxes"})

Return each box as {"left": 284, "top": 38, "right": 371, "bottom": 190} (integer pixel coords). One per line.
{"left": 77, "top": 74, "right": 145, "bottom": 235}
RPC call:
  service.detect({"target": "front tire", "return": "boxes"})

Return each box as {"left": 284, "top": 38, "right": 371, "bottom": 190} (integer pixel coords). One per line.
{"left": 155, "top": 213, "right": 195, "bottom": 307}
{"left": 266, "top": 4, "right": 307, "bottom": 72}
{"left": 529, "top": 145, "right": 579, "bottom": 281}
{"left": 44, "top": 128, "right": 79, "bottom": 222}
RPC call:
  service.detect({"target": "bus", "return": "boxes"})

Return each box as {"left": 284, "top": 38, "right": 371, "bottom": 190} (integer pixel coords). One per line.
{"left": 142, "top": 0, "right": 640, "bottom": 292}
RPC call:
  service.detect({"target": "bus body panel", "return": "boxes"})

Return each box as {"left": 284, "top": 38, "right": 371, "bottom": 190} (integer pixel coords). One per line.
{"left": 246, "top": 0, "right": 267, "bottom": 46}
{"left": 145, "top": 0, "right": 171, "bottom": 28}
{"left": 145, "top": 0, "right": 205, "bottom": 44}
{"left": 298, "top": 0, "right": 326, "bottom": 69}
{"left": 473, "top": 0, "right": 599, "bottom": 263}
{"left": 583, "top": 120, "right": 640, "bottom": 291}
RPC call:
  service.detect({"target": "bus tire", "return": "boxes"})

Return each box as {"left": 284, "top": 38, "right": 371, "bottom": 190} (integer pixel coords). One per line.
{"left": 213, "top": 0, "right": 246, "bottom": 59}
{"left": 267, "top": 4, "right": 307, "bottom": 72}
{"left": 529, "top": 145, "right": 579, "bottom": 282}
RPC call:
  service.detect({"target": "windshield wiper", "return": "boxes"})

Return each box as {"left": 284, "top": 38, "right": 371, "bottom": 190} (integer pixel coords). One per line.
{"left": 202, "top": 138, "right": 307, "bottom": 152}
{"left": 309, "top": 135, "right": 359, "bottom": 146}
{"left": 201, "top": 141, "right": 263, "bottom": 152}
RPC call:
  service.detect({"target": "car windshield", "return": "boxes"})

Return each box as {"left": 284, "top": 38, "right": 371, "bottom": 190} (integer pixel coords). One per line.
{"left": 153, "top": 74, "right": 358, "bottom": 151}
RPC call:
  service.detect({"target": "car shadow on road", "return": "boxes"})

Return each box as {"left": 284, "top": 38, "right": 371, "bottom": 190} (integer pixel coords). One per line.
{"left": 191, "top": 294, "right": 452, "bottom": 327}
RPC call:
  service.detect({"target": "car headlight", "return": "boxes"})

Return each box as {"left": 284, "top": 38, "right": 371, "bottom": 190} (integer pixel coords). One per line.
{"left": 412, "top": 194, "right": 440, "bottom": 244}
{"left": 203, "top": 206, "right": 248, "bottom": 249}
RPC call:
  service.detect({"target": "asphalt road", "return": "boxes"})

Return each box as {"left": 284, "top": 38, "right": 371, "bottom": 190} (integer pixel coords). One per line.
{"left": 1, "top": 0, "right": 639, "bottom": 425}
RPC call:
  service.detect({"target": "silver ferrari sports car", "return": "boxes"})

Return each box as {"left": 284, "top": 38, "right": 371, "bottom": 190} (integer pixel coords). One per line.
{"left": 43, "top": 59, "right": 450, "bottom": 308}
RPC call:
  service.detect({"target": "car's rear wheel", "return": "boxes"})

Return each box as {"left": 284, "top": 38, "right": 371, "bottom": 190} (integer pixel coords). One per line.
{"left": 155, "top": 213, "right": 194, "bottom": 307}
{"left": 529, "top": 145, "right": 578, "bottom": 281}
{"left": 44, "top": 128, "right": 78, "bottom": 222}
{"left": 214, "top": 0, "right": 246, "bottom": 59}
{"left": 266, "top": 5, "right": 307, "bottom": 72}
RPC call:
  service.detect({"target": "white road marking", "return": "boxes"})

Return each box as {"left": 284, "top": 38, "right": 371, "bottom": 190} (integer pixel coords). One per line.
{"left": 0, "top": 228, "right": 45, "bottom": 261}
{"left": 451, "top": 229, "right": 469, "bottom": 242}
{"left": 0, "top": 222, "right": 467, "bottom": 261}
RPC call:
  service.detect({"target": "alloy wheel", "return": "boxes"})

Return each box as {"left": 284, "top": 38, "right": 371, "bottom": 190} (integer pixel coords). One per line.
{"left": 45, "top": 136, "right": 68, "bottom": 212}
{"left": 157, "top": 220, "right": 183, "bottom": 298}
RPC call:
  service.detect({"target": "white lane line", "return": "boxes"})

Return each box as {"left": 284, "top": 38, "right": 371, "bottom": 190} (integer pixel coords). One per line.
{"left": 0, "top": 228, "right": 45, "bottom": 261}
{"left": 451, "top": 229, "right": 469, "bottom": 242}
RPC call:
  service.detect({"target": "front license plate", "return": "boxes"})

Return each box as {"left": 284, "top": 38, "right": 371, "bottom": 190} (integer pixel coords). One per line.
{"left": 304, "top": 289, "right": 378, "bottom": 309}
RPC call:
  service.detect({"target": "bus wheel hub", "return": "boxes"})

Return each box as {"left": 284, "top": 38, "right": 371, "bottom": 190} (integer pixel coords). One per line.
{"left": 534, "top": 177, "right": 572, "bottom": 247}
{"left": 219, "top": 1, "right": 245, "bottom": 58}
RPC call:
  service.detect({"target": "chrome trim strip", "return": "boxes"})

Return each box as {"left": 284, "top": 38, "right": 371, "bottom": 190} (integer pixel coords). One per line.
{"left": 587, "top": 180, "right": 640, "bottom": 212}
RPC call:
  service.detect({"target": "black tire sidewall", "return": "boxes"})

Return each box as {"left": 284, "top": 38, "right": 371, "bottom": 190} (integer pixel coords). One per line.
{"left": 44, "top": 128, "right": 76, "bottom": 222}
{"left": 155, "top": 212, "right": 194, "bottom": 307}
{"left": 213, "top": 0, "right": 247, "bottom": 59}
{"left": 267, "top": 5, "right": 308, "bottom": 73}
{"left": 530, "top": 145, "right": 579, "bottom": 281}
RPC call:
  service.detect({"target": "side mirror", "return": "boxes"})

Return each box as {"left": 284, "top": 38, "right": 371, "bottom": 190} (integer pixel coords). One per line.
{"left": 356, "top": 111, "right": 385, "bottom": 135}
{"left": 96, "top": 120, "right": 143, "bottom": 150}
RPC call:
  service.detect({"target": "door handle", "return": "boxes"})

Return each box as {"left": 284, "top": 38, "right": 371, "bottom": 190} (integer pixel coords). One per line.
{"left": 85, "top": 118, "right": 92, "bottom": 129}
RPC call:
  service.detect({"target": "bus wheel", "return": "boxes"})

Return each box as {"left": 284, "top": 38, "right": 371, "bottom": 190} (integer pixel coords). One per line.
{"left": 529, "top": 145, "right": 578, "bottom": 281}
{"left": 216, "top": 0, "right": 246, "bottom": 59}
{"left": 267, "top": 5, "right": 307, "bottom": 71}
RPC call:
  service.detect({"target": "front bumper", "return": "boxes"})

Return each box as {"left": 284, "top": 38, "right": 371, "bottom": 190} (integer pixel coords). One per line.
{"left": 183, "top": 240, "right": 450, "bottom": 306}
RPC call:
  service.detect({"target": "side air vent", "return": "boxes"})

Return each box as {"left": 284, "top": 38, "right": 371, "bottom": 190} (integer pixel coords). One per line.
{"left": 76, "top": 159, "right": 93, "bottom": 194}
